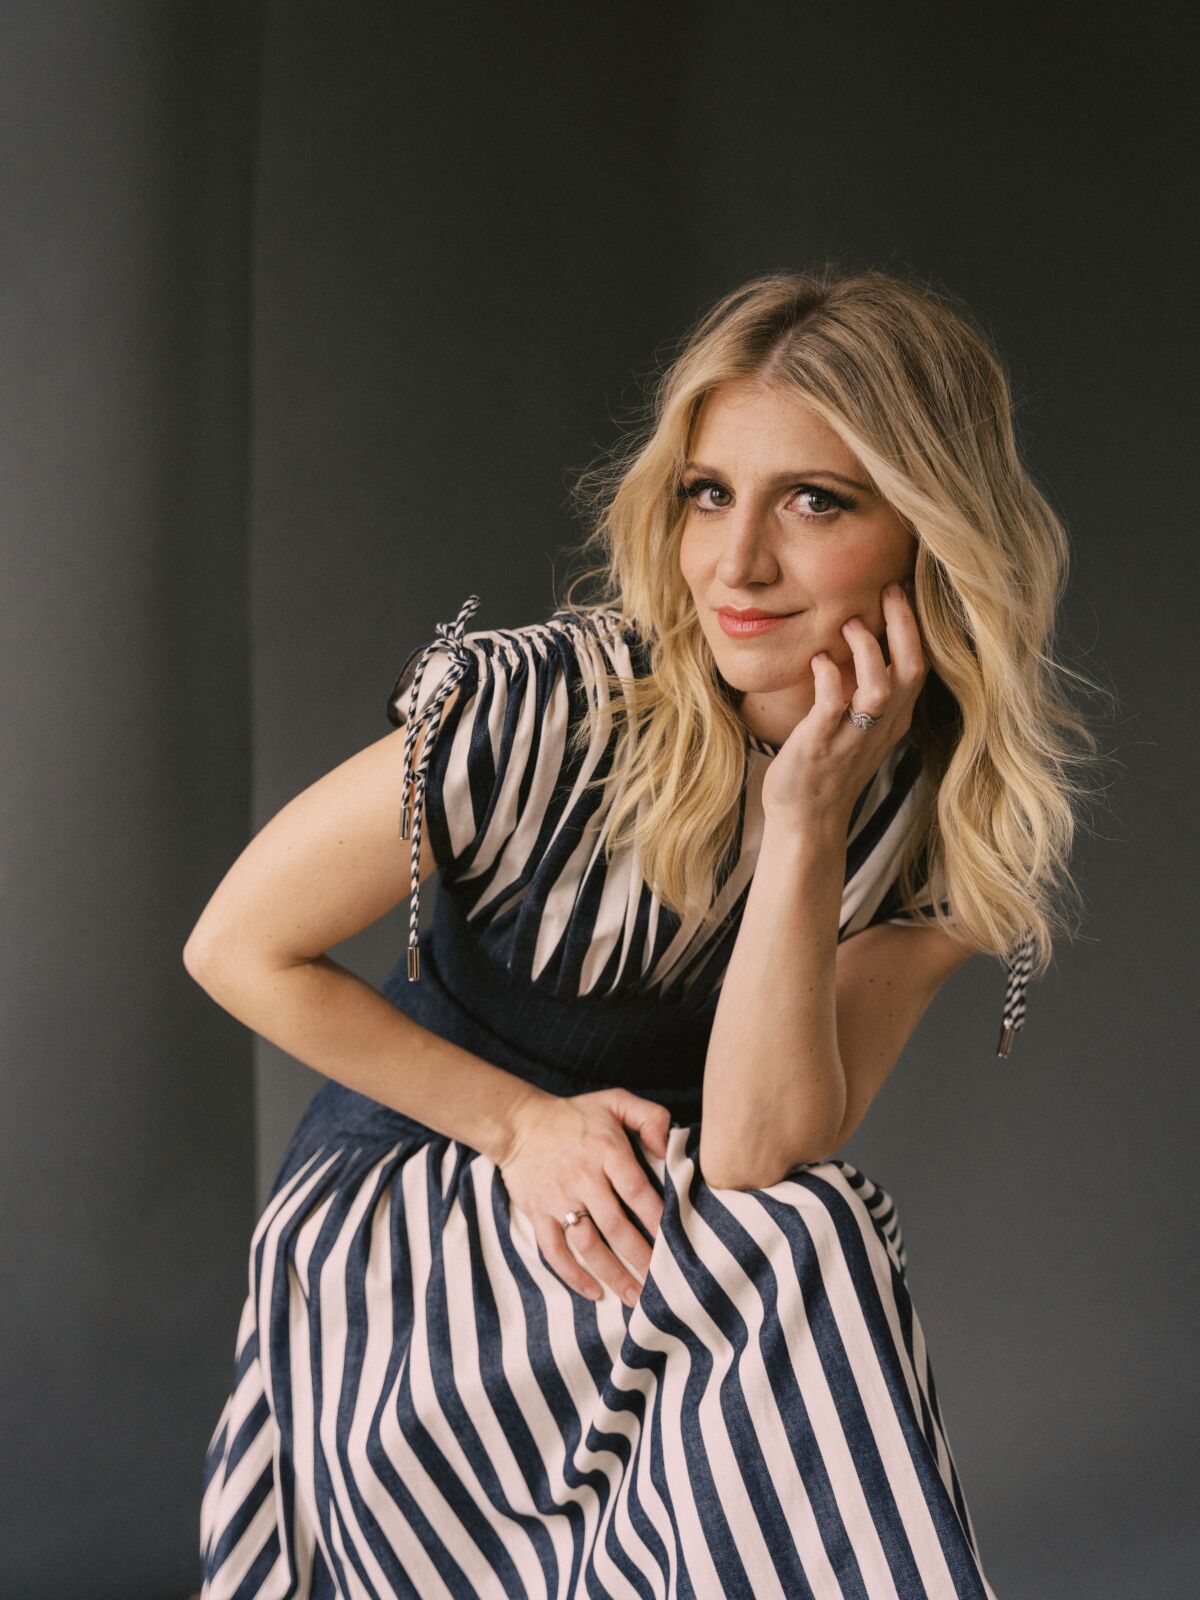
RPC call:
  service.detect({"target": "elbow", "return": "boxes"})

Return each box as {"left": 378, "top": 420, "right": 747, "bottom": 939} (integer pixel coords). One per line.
{"left": 701, "top": 1164, "right": 768, "bottom": 1193}
{"left": 182, "top": 922, "right": 235, "bottom": 985}
{"left": 182, "top": 929, "right": 212, "bottom": 980}
{"left": 699, "top": 1160, "right": 802, "bottom": 1193}
{"left": 698, "top": 1120, "right": 845, "bottom": 1193}
{"left": 183, "top": 928, "right": 220, "bottom": 985}
{"left": 183, "top": 926, "right": 315, "bottom": 995}
{"left": 695, "top": 1133, "right": 751, "bottom": 1190}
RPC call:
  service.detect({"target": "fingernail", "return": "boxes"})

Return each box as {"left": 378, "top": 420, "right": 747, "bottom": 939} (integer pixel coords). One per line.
{"left": 886, "top": 582, "right": 903, "bottom": 599}
{"left": 624, "top": 1286, "right": 639, "bottom": 1306}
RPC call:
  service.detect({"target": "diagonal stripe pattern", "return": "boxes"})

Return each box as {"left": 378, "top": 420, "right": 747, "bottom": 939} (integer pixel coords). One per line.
{"left": 199, "top": 1126, "right": 998, "bottom": 1599}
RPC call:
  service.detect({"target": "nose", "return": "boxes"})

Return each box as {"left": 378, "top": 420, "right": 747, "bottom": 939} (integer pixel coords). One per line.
{"left": 714, "top": 507, "right": 780, "bottom": 588}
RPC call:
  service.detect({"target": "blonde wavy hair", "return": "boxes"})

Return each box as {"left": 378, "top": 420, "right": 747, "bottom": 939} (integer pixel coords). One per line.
{"left": 555, "top": 264, "right": 1108, "bottom": 984}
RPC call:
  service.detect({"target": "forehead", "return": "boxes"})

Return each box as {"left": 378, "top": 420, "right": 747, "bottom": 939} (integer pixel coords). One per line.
{"left": 690, "top": 381, "right": 859, "bottom": 471}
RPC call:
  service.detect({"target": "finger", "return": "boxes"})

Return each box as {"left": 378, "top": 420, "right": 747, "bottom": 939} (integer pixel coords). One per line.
{"left": 584, "top": 1169, "right": 655, "bottom": 1278}
{"left": 839, "top": 615, "right": 890, "bottom": 715}
{"left": 585, "top": 1190, "right": 652, "bottom": 1286}
{"left": 810, "top": 649, "right": 849, "bottom": 726}
{"left": 591, "top": 1164, "right": 659, "bottom": 1272}
{"left": 564, "top": 1206, "right": 645, "bottom": 1306}
{"left": 606, "top": 1090, "right": 671, "bottom": 1158}
{"left": 642, "top": 1107, "right": 672, "bottom": 1159}
{"left": 535, "top": 1218, "right": 604, "bottom": 1302}
{"left": 880, "top": 582, "right": 929, "bottom": 688}
{"left": 603, "top": 1139, "right": 665, "bottom": 1239}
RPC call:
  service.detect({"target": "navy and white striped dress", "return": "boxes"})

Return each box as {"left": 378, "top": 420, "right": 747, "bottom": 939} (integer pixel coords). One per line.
{"left": 199, "top": 594, "right": 1016, "bottom": 1600}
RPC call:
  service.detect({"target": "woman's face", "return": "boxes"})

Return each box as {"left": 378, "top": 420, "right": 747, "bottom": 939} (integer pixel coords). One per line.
{"left": 678, "top": 379, "right": 919, "bottom": 745}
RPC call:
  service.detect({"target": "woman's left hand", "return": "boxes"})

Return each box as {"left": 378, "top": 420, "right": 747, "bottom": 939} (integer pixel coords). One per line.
{"left": 760, "top": 580, "right": 930, "bottom": 835}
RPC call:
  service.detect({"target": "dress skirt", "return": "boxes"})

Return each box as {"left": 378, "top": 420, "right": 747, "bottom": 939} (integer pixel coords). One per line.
{"left": 198, "top": 910, "right": 998, "bottom": 1599}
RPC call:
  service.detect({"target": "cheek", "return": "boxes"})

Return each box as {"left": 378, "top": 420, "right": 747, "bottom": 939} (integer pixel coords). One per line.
{"left": 801, "top": 546, "right": 881, "bottom": 596}
{"left": 677, "top": 525, "right": 705, "bottom": 583}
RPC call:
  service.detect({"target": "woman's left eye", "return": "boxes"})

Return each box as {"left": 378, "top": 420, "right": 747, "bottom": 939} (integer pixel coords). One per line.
{"left": 793, "top": 488, "right": 844, "bottom": 517}
{"left": 674, "top": 478, "right": 854, "bottom": 520}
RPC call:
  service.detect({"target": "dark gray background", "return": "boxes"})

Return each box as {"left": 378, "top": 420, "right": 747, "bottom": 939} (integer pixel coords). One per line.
{"left": 2, "top": 2, "right": 1194, "bottom": 1596}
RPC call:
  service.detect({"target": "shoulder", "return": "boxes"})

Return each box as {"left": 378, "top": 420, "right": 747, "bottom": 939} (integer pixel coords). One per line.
{"left": 385, "top": 599, "right": 647, "bottom": 732}
{"left": 490, "top": 604, "right": 646, "bottom": 676}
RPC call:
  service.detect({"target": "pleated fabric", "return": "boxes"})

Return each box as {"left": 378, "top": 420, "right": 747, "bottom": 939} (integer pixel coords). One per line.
{"left": 378, "top": 596, "right": 1030, "bottom": 1048}
{"left": 200, "top": 1122, "right": 997, "bottom": 1600}
{"left": 197, "top": 597, "right": 1003, "bottom": 1598}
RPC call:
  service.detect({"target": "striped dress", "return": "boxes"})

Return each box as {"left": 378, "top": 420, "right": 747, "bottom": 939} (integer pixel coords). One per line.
{"left": 198, "top": 594, "right": 1014, "bottom": 1600}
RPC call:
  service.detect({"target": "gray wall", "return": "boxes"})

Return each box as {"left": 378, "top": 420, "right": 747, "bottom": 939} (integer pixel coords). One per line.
{"left": 2, "top": 1, "right": 1193, "bottom": 1595}
{"left": 0, "top": 3, "right": 261, "bottom": 1596}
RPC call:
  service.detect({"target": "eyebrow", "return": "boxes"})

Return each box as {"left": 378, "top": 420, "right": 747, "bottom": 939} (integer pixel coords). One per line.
{"left": 682, "top": 461, "right": 875, "bottom": 495}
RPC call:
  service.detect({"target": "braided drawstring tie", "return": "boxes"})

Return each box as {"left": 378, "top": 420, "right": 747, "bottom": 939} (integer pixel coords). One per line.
{"left": 997, "top": 930, "right": 1035, "bottom": 1057}
{"left": 397, "top": 594, "right": 481, "bottom": 980}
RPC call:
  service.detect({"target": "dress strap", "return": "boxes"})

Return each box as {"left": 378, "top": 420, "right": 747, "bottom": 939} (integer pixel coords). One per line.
{"left": 397, "top": 593, "right": 481, "bottom": 980}
{"left": 996, "top": 929, "right": 1035, "bottom": 1057}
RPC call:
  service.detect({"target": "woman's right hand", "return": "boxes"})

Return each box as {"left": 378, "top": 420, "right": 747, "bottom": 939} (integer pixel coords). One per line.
{"left": 496, "top": 1088, "right": 671, "bottom": 1306}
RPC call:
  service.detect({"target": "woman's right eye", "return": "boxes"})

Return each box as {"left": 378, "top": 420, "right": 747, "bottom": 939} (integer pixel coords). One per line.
{"left": 675, "top": 477, "right": 731, "bottom": 513}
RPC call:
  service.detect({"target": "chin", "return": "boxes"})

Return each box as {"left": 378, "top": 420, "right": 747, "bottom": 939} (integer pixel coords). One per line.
{"left": 711, "top": 658, "right": 787, "bottom": 696}
{"left": 708, "top": 633, "right": 794, "bottom": 675}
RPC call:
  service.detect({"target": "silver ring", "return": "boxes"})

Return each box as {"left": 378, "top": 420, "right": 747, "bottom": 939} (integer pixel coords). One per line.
{"left": 847, "top": 707, "right": 882, "bottom": 730}
{"left": 561, "top": 1208, "right": 590, "bottom": 1230}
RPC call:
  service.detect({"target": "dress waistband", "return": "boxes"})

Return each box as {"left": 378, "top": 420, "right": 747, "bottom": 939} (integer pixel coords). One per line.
{"left": 381, "top": 889, "right": 712, "bottom": 1125}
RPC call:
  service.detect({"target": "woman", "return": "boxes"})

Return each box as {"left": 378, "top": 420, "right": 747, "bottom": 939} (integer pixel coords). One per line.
{"left": 190, "top": 267, "right": 1096, "bottom": 1598}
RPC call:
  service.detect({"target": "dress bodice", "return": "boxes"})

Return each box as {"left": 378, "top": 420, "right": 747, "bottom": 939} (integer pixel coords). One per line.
{"left": 381, "top": 593, "right": 1032, "bottom": 1097}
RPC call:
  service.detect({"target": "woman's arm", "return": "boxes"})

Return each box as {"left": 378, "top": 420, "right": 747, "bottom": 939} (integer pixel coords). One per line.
{"left": 698, "top": 813, "right": 973, "bottom": 1191}
{"left": 699, "top": 583, "right": 975, "bottom": 1190}
{"left": 182, "top": 674, "right": 552, "bottom": 1164}
{"left": 187, "top": 947, "right": 549, "bottom": 1165}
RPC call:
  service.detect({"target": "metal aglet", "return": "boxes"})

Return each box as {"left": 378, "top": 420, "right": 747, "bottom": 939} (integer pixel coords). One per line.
{"left": 996, "top": 1021, "right": 1015, "bottom": 1058}
{"left": 407, "top": 946, "right": 420, "bottom": 981}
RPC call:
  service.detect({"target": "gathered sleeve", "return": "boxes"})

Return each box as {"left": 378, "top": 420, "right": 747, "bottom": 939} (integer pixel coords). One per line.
{"left": 384, "top": 593, "right": 584, "bottom": 980}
